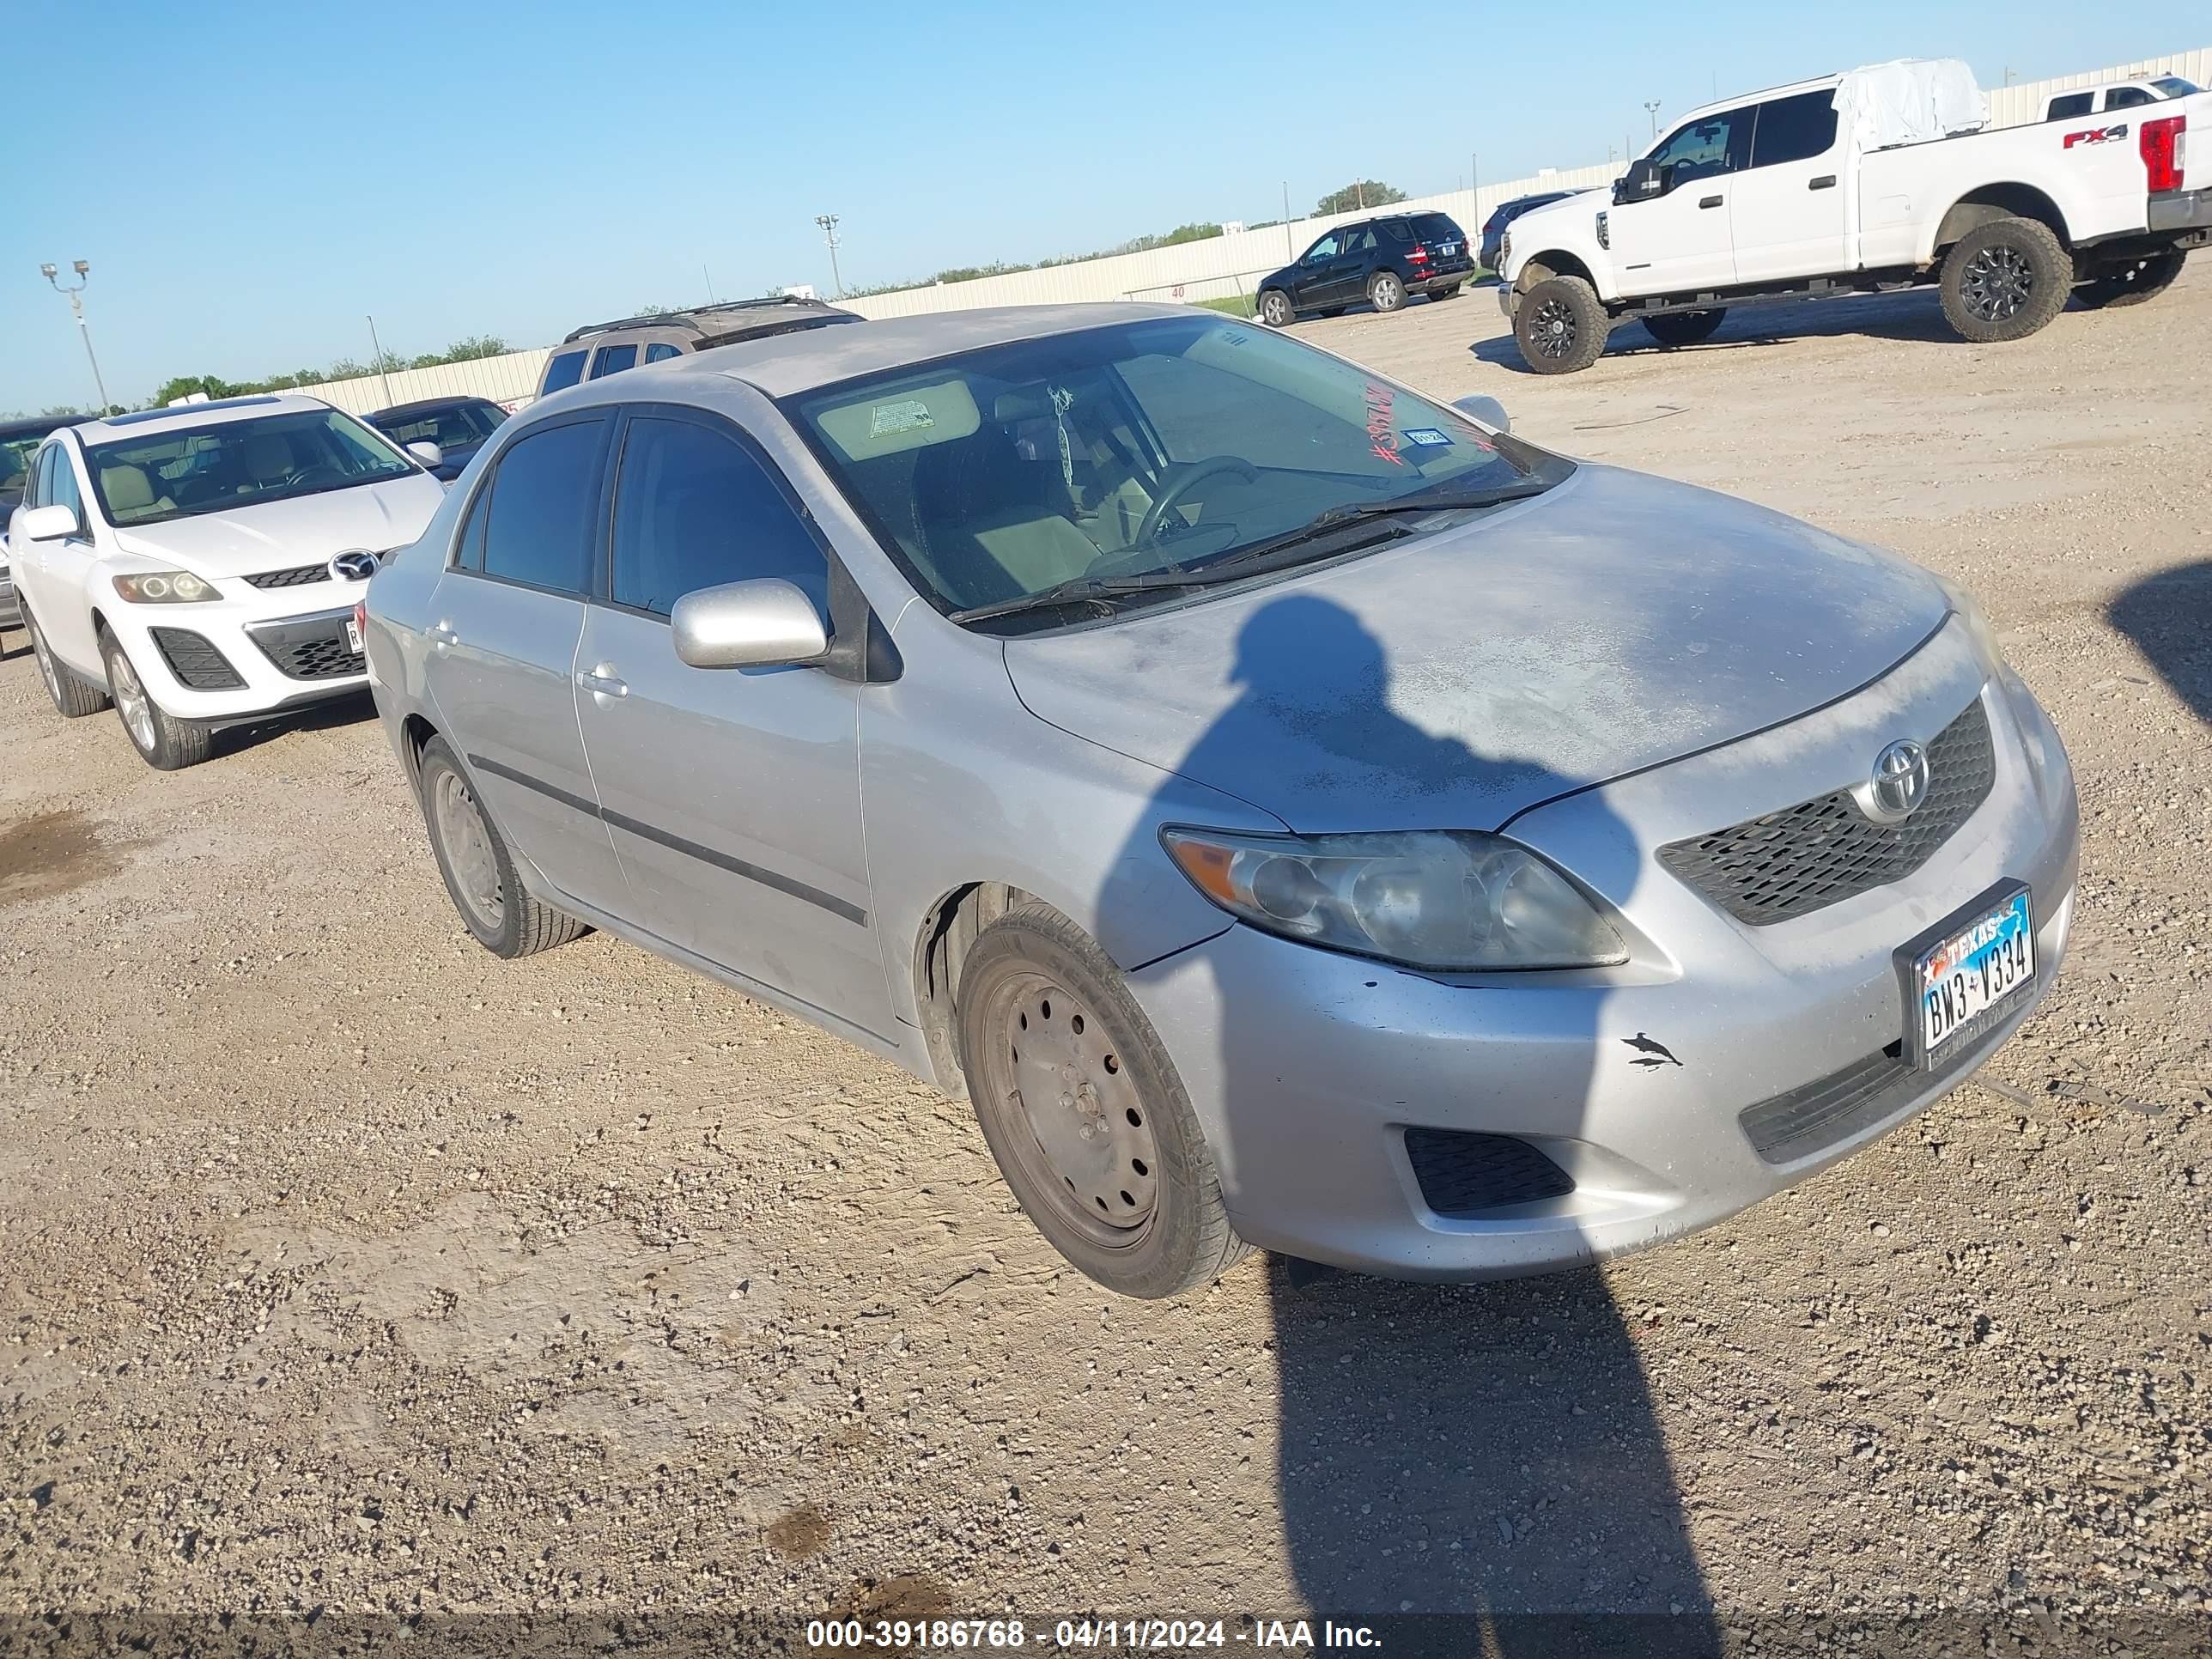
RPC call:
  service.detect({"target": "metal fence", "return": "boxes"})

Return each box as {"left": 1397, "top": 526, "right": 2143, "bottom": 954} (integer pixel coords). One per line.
{"left": 279, "top": 46, "right": 2209, "bottom": 417}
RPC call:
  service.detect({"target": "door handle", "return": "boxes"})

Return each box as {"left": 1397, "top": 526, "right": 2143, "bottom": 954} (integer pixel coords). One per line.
{"left": 578, "top": 665, "right": 629, "bottom": 698}
{"left": 1808, "top": 174, "right": 1838, "bottom": 191}
{"left": 427, "top": 622, "right": 459, "bottom": 647}
{"left": 1698, "top": 194, "right": 1723, "bottom": 209}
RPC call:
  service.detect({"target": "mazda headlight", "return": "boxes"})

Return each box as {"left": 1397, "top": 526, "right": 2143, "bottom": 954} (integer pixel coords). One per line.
{"left": 1160, "top": 827, "right": 1626, "bottom": 970}
{"left": 112, "top": 569, "right": 219, "bottom": 604}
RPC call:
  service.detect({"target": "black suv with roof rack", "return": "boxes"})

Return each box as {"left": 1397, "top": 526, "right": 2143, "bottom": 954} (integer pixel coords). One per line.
{"left": 1255, "top": 211, "right": 1474, "bottom": 327}
{"left": 534, "top": 296, "right": 861, "bottom": 400}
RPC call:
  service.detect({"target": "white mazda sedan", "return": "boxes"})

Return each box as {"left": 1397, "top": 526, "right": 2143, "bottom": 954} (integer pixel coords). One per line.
{"left": 7, "top": 394, "right": 447, "bottom": 769}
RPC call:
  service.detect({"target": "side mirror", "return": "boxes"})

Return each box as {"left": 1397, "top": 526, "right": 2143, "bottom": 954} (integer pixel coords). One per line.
{"left": 1453, "top": 395, "right": 1509, "bottom": 434}
{"left": 17, "top": 503, "right": 81, "bottom": 542}
{"left": 672, "top": 578, "right": 829, "bottom": 670}
{"left": 406, "top": 441, "right": 445, "bottom": 469}
{"left": 1616, "top": 160, "right": 1663, "bottom": 204}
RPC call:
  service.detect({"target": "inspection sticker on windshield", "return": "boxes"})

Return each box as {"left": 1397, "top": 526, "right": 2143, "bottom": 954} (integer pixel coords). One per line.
{"left": 1402, "top": 428, "right": 1454, "bottom": 447}
{"left": 1902, "top": 886, "right": 2033, "bottom": 1067}
{"left": 868, "top": 399, "right": 936, "bottom": 439}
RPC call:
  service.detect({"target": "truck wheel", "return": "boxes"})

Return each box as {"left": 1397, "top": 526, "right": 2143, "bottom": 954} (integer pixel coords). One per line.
{"left": 2075, "top": 249, "right": 2187, "bottom": 310}
{"left": 416, "top": 736, "right": 588, "bottom": 958}
{"left": 1939, "top": 217, "right": 2070, "bottom": 343}
{"left": 24, "top": 605, "right": 111, "bottom": 718}
{"left": 1515, "top": 275, "right": 1610, "bottom": 374}
{"left": 955, "top": 900, "right": 1250, "bottom": 1299}
{"left": 100, "top": 629, "right": 211, "bottom": 771}
{"left": 1641, "top": 308, "right": 1726, "bottom": 347}
{"left": 1258, "top": 290, "right": 1294, "bottom": 327}
{"left": 1367, "top": 270, "right": 1407, "bottom": 313}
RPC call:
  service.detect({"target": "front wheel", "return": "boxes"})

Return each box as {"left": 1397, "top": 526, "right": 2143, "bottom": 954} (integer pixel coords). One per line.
{"left": 2075, "top": 249, "right": 2186, "bottom": 310}
{"left": 100, "top": 630, "right": 210, "bottom": 770}
{"left": 1939, "top": 216, "right": 2070, "bottom": 343}
{"left": 956, "top": 901, "right": 1249, "bottom": 1299}
{"left": 1640, "top": 308, "right": 1726, "bottom": 347}
{"left": 1258, "top": 289, "right": 1294, "bottom": 327}
{"left": 1367, "top": 270, "right": 1407, "bottom": 313}
{"left": 1514, "top": 274, "right": 1611, "bottom": 374}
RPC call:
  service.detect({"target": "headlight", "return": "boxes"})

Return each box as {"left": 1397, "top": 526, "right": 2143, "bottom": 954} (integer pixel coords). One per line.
{"left": 112, "top": 569, "right": 220, "bottom": 604}
{"left": 1160, "top": 827, "right": 1626, "bottom": 970}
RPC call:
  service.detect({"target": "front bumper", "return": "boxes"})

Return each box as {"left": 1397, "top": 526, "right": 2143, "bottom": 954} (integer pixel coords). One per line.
{"left": 1128, "top": 623, "right": 2079, "bottom": 1279}
{"left": 104, "top": 581, "right": 370, "bottom": 723}
{"left": 2147, "top": 187, "right": 2212, "bottom": 238}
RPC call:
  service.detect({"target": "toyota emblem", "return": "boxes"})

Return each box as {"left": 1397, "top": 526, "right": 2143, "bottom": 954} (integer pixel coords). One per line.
{"left": 1861, "top": 739, "right": 1930, "bottom": 823}
{"left": 331, "top": 550, "right": 380, "bottom": 582}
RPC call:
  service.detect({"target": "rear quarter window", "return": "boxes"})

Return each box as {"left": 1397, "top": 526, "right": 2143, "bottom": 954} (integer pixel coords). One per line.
{"left": 2045, "top": 92, "right": 2094, "bottom": 120}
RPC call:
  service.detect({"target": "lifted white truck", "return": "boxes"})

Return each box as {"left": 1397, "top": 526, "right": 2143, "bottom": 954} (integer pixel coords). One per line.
{"left": 1498, "top": 58, "right": 2212, "bottom": 374}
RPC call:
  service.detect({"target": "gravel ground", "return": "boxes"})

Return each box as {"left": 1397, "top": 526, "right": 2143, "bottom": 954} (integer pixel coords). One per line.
{"left": 3, "top": 268, "right": 2209, "bottom": 1646}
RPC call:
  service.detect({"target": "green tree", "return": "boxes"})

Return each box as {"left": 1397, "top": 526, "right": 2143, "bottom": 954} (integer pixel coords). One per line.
{"left": 1314, "top": 180, "right": 1407, "bottom": 215}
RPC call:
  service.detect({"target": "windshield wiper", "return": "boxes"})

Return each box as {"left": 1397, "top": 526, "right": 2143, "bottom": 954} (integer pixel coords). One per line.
{"left": 948, "top": 570, "right": 1210, "bottom": 625}
{"left": 1170, "top": 480, "right": 1554, "bottom": 583}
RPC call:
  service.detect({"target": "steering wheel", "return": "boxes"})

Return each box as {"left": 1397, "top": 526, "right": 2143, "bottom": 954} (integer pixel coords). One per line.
{"left": 288, "top": 465, "right": 345, "bottom": 489}
{"left": 1135, "top": 456, "right": 1259, "bottom": 549}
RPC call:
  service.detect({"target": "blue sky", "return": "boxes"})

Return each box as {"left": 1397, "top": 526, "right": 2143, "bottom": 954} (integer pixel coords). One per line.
{"left": 2, "top": 1, "right": 2190, "bottom": 410}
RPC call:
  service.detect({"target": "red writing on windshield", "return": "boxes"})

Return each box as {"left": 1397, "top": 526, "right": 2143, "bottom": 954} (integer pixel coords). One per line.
{"left": 1364, "top": 383, "right": 1403, "bottom": 466}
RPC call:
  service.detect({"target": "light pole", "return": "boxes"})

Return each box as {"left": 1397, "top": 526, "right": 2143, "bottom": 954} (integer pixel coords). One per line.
{"left": 1643, "top": 100, "right": 1662, "bottom": 140}
{"left": 41, "top": 259, "right": 111, "bottom": 415}
{"left": 815, "top": 215, "right": 844, "bottom": 297}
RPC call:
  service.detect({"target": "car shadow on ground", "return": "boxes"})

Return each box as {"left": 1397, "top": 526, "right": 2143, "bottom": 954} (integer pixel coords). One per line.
{"left": 1474, "top": 288, "right": 1958, "bottom": 374}
{"left": 1112, "top": 592, "right": 1717, "bottom": 1651}
{"left": 2108, "top": 560, "right": 2212, "bottom": 722}
{"left": 207, "top": 690, "right": 379, "bottom": 761}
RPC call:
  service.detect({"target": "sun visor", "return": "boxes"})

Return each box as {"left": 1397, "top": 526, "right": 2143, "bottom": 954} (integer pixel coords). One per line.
{"left": 812, "top": 379, "right": 982, "bottom": 460}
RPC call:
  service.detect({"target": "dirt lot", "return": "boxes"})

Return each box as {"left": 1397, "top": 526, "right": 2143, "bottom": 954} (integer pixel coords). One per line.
{"left": 3, "top": 270, "right": 2209, "bottom": 1644}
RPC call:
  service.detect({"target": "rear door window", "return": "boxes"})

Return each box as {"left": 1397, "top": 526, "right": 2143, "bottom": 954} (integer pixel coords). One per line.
{"left": 2046, "top": 92, "right": 2094, "bottom": 120}
{"left": 1749, "top": 90, "right": 1838, "bottom": 167}
{"left": 477, "top": 417, "right": 607, "bottom": 593}
{"left": 588, "top": 343, "right": 639, "bottom": 380}
{"left": 542, "top": 349, "right": 587, "bottom": 393}
{"left": 608, "top": 415, "right": 828, "bottom": 619}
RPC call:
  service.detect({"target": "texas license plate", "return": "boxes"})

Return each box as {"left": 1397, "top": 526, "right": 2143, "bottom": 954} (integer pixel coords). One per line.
{"left": 1902, "top": 885, "right": 2034, "bottom": 1066}
{"left": 344, "top": 617, "right": 364, "bottom": 654}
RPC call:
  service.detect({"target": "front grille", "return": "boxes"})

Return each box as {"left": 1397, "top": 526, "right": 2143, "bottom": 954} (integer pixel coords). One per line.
{"left": 248, "top": 614, "right": 362, "bottom": 682}
{"left": 149, "top": 627, "right": 245, "bottom": 690}
{"left": 1404, "top": 1128, "right": 1574, "bottom": 1217}
{"left": 243, "top": 562, "right": 331, "bottom": 589}
{"left": 1658, "top": 696, "right": 1996, "bottom": 926}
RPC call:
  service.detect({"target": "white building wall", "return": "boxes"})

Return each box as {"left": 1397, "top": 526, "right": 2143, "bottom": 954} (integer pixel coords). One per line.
{"left": 278, "top": 45, "right": 2208, "bottom": 416}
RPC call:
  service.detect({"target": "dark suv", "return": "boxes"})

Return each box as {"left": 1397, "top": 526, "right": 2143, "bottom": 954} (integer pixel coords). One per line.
{"left": 1255, "top": 211, "right": 1473, "bottom": 326}
{"left": 535, "top": 296, "right": 860, "bottom": 400}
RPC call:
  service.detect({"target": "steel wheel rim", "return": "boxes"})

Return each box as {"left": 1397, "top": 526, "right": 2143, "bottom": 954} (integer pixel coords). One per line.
{"left": 974, "top": 970, "right": 1160, "bottom": 1249}
{"left": 1375, "top": 275, "right": 1401, "bottom": 308}
{"left": 1963, "top": 245, "right": 2033, "bottom": 321}
{"left": 31, "top": 617, "right": 61, "bottom": 703}
{"left": 108, "top": 648, "right": 156, "bottom": 752}
{"left": 434, "top": 769, "right": 503, "bottom": 929}
{"left": 1533, "top": 295, "right": 1577, "bottom": 356}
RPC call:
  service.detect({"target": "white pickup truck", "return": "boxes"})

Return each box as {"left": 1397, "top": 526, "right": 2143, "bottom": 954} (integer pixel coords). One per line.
{"left": 1498, "top": 58, "right": 2211, "bottom": 374}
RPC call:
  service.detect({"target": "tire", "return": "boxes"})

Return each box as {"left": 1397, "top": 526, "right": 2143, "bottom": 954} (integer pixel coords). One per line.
{"left": 2075, "top": 249, "right": 2187, "bottom": 310}
{"left": 1428, "top": 283, "right": 1463, "bottom": 301}
{"left": 23, "top": 605, "right": 110, "bottom": 718}
{"left": 1514, "top": 274, "right": 1611, "bottom": 374}
{"left": 954, "top": 900, "right": 1249, "bottom": 1299}
{"left": 1258, "top": 289, "right": 1295, "bottom": 328}
{"left": 1367, "top": 270, "right": 1407, "bottom": 313}
{"left": 1640, "top": 308, "right": 1726, "bottom": 347}
{"left": 416, "top": 735, "right": 587, "bottom": 958}
{"left": 99, "top": 629, "right": 210, "bottom": 770}
{"left": 1939, "top": 216, "right": 2070, "bottom": 343}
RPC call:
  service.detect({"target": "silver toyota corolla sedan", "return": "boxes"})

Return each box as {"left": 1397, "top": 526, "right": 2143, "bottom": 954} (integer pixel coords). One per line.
{"left": 362, "top": 303, "right": 2076, "bottom": 1299}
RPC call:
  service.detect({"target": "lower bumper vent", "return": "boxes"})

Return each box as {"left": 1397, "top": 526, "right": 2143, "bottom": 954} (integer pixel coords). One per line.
{"left": 149, "top": 627, "right": 246, "bottom": 690}
{"left": 1404, "top": 1128, "right": 1574, "bottom": 1218}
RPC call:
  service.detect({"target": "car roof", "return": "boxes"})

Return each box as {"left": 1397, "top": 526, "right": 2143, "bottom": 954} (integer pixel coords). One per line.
{"left": 1674, "top": 71, "right": 1842, "bottom": 126}
{"left": 2, "top": 414, "right": 89, "bottom": 439}
{"left": 640, "top": 302, "right": 1194, "bottom": 399}
{"left": 72, "top": 393, "right": 334, "bottom": 443}
{"left": 366, "top": 395, "right": 501, "bottom": 421}
{"left": 559, "top": 296, "right": 859, "bottom": 346}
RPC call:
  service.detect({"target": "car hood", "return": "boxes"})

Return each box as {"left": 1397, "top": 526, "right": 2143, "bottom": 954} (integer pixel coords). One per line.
{"left": 1001, "top": 464, "right": 1949, "bottom": 833}
{"left": 109, "top": 473, "right": 447, "bottom": 576}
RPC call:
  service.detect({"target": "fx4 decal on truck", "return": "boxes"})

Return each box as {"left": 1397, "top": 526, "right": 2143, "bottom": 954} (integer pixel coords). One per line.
{"left": 2063, "top": 124, "right": 2130, "bottom": 149}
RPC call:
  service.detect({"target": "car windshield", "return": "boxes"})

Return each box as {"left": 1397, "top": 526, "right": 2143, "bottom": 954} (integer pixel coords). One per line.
{"left": 790, "top": 314, "right": 1565, "bottom": 628}
{"left": 2151, "top": 76, "right": 2199, "bottom": 97}
{"left": 84, "top": 409, "right": 416, "bottom": 527}
{"left": 374, "top": 402, "right": 507, "bottom": 451}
